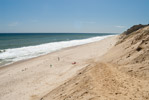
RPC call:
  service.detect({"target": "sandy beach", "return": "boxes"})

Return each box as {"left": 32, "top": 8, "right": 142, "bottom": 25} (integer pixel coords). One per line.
{"left": 1, "top": 0, "right": 148, "bottom": 99}
{"left": 0, "top": 36, "right": 117, "bottom": 100}
{"left": 0, "top": 25, "right": 149, "bottom": 100}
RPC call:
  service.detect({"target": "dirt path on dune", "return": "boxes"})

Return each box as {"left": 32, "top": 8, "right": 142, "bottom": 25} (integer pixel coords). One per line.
{"left": 41, "top": 62, "right": 149, "bottom": 100}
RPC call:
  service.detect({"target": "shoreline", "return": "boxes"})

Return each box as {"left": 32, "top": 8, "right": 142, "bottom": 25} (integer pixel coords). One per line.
{"left": 0, "top": 35, "right": 116, "bottom": 69}
{"left": 0, "top": 36, "right": 117, "bottom": 100}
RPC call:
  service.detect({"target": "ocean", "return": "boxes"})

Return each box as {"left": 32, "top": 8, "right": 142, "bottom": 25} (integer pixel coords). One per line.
{"left": 0, "top": 33, "right": 117, "bottom": 67}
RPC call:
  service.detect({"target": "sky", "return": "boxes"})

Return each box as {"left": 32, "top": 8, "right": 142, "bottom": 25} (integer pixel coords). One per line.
{"left": 0, "top": 0, "right": 149, "bottom": 33}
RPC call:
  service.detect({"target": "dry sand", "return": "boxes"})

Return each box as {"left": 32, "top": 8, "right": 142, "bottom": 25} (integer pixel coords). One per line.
{"left": 1, "top": 25, "right": 148, "bottom": 100}
{"left": 42, "top": 26, "right": 149, "bottom": 100}
{"left": 0, "top": 36, "right": 117, "bottom": 100}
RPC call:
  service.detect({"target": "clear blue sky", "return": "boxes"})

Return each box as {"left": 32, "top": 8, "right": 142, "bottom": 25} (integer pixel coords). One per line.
{"left": 0, "top": 0, "right": 149, "bottom": 33}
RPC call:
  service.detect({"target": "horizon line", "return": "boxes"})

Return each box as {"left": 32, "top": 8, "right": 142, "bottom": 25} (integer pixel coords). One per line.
{"left": 0, "top": 32, "right": 120, "bottom": 34}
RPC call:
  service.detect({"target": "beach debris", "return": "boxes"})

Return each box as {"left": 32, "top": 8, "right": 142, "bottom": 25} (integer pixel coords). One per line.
{"left": 72, "top": 62, "right": 76, "bottom": 65}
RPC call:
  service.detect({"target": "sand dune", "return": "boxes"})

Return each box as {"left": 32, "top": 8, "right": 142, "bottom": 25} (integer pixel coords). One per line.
{"left": 42, "top": 25, "right": 149, "bottom": 100}
{"left": 0, "top": 25, "right": 148, "bottom": 100}
{"left": 42, "top": 62, "right": 149, "bottom": 100}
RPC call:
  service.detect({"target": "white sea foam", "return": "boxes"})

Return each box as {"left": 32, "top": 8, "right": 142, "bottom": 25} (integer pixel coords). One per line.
{"left": 0, "top": 35, "right": 113, "bottom": 66}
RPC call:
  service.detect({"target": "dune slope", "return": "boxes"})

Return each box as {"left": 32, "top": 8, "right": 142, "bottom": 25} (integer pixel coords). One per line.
{"left": 42, "top": 25, "right": 149, "bottom": 100}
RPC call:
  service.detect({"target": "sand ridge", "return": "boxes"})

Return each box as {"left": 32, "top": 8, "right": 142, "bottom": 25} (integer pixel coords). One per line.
{"left": 42, "top": 62, "right": 149, "bottom": 100}
{"left": 42, "top": 25, "right": 149, "bottom": 100}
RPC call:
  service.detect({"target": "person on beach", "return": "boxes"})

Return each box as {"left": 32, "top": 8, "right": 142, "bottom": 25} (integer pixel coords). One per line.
{"left": 58, "top": 57, "right": 60, "bottom": 61}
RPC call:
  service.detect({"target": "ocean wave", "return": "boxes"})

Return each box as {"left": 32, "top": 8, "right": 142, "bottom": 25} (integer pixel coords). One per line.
{"left": 0, "top": 35, "right": 113, "bottom": 66}
{"left": 0, "top": 50, "right": 5, "bottom": 53}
